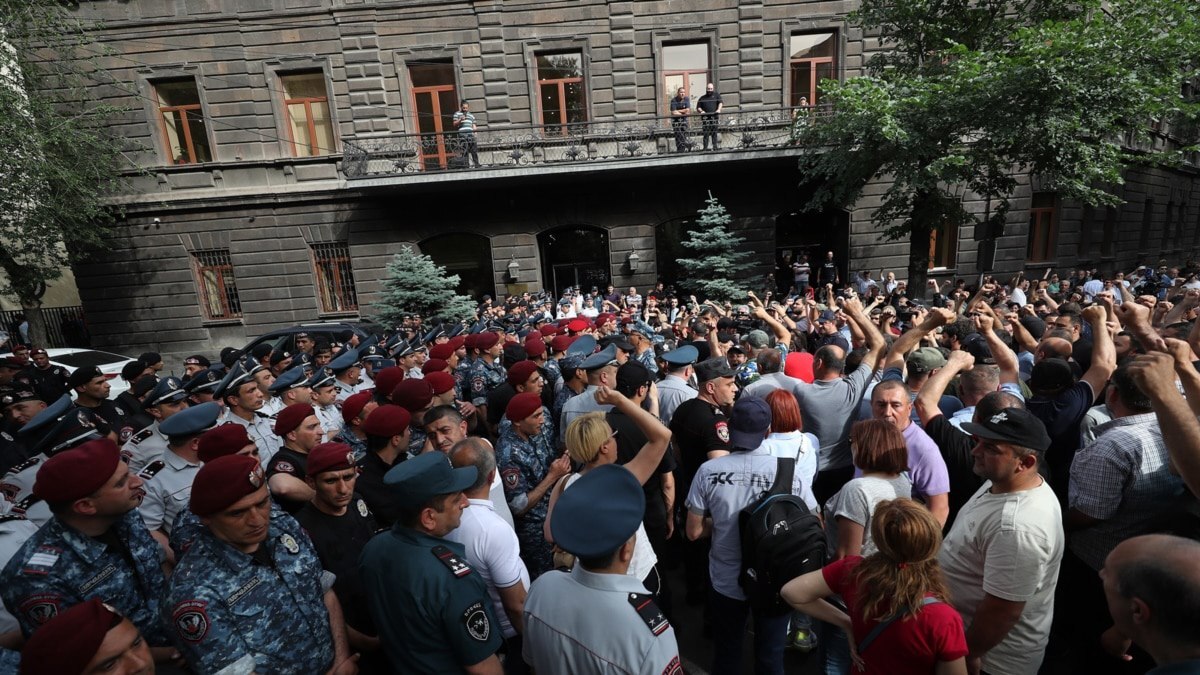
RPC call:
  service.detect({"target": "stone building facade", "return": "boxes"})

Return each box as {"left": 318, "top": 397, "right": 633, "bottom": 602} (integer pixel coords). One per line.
{"left": 59, "top": 0, "right": 1200, "bottom": 356}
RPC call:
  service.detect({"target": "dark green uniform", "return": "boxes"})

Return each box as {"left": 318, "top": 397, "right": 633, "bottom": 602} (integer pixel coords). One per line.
{"left": 360, "top": 526, "right": 502, "bottom": 673}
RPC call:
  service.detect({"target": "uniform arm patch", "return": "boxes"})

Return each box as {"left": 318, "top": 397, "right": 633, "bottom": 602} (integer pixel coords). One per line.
{"left": 172, "top": 600, "right": 211, "bottom": 643}
{"left": 460, "top": 601, "right": 491, "bottom": 642}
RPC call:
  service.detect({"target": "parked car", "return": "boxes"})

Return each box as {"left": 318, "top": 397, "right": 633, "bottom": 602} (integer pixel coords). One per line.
{"left": 239, "top": 320, "right": 384, "bottom": 362}
{"left": 45, "top": 347, "right": 141, "bottom": 398}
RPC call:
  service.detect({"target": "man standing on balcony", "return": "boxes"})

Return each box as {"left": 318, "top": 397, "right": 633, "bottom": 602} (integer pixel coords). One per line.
{"left": 452, "top": 101, "right": 481, "bottom": 168}
{"left": 696, "top": 82, "right": 723, "bottom": 150}
{"left": 669, "top": 87, "right": 692, "bottom": 152}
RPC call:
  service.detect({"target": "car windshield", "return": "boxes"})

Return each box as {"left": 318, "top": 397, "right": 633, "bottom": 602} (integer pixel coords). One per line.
{"left": 52, "top": 351, "right": 129, "bottom": 369}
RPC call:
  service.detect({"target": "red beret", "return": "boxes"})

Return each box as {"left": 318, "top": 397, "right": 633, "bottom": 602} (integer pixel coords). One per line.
{"left": 463, "top": 333, "right": 478, "bottom": 350}
{"left": 425, "top": 371, "right": 456, "bottom": 396}
{"left": 273, "top": 403, "right": 315, "bottom": 437}
{"left": 429, "top": 343, "right": 455, "bottom": 361}
{"left": 306, "top": 442, "right": 356, "bottom": 477}
{"left": 523, "top": 337, "right": 547, "bottom": 358}
{"left": 526, "top": 330, "right": 543, "bottom": 342}
{"left": 506, "top": 392, "right": 543, "bottom": 422}
{"left": 373, "top": 367, "right": 406, "bottom": 401}
{"left": 475, "top": 332, "right": 500, "bottom": 350}
{"left": 197, "top": 423, "right": 252, "bottom": 463}
{"left": 597, "top": 313, "right": 615, "bottom": 325}
{"left": 422, "top": 358, "right": 449, "bottom": 374}
{"left": 447, "top": 336, "right": 465, "bottom": 351}
{"left": 550, "top": 335, "right": 574, "bottom": 353}
{"left": 33, "top": 438, "right": 121, "bottom": 503}
{"left": 567, "top": 319, "right": 590, "bottom": 333}
{"left": 362, "top": 404, "right": 411, "bottom": 438}
{"left": 20, "top": 598, "right": 122, "bottom": 675}
{"left": 341, "top": 391, "right": 374, "bottom": 425}
{"left": 392, "top": 379, "right": 434, "bottom": 413}
{"left": 506, "top": 361, "right": 540, "bottom": 388}
{"left": 190, "top": 454, "right": 265, "bottom": 516}
{"left": 540, "top": 324, "right": 559, "bottom": 337}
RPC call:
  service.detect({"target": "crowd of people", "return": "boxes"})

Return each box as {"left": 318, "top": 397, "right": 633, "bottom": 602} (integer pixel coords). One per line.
{"left": 1, "top": 258, "right": 1200, "bottom": 675}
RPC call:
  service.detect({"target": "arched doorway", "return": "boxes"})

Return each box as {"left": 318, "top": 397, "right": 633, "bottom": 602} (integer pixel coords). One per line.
{"left": 420, "top": 233, "right": 495, "bottom": 300}
{"left": 537, "top": 226, "right": 609, "bottom": 295}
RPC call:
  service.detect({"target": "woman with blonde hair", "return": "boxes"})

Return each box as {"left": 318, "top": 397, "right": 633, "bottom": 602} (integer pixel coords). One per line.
{"left": 782, "top": 498, "right": 968, "bottom": 674}
{"left": 544, "top": 386, "right": 672, "bottom": 596}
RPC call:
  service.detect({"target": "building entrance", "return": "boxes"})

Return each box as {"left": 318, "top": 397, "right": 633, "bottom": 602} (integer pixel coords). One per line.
{"left": 538, "top": 227, "right": 610, "bottom": 295}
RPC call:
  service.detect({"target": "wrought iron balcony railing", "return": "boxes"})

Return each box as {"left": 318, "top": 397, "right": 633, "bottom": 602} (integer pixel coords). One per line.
{"left": 341, "top": 106, "right": 829, "bottom": 179}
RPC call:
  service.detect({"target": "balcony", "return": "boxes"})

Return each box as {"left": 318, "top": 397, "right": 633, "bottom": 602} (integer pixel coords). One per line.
{"left": 342, "top": 106, "right": 827, "bottom": 181}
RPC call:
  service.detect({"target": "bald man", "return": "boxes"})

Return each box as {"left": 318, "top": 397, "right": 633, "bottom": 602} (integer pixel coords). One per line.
{"left": 1101, "top": 534, "right": 1200, "bottom": 673}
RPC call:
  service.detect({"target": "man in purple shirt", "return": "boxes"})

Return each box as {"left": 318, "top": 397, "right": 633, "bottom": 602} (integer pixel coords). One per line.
{"left": 868, "top": 379, "right": 951, "bottom": 527}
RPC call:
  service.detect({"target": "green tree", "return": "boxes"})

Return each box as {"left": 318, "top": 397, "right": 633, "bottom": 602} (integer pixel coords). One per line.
{"left": 371, "top": 245, "right": 478, "bottom": 326}
{"left": 675, "top": 193, "right": 752, "bottom": 302}
{"left": 0, "top": 1, "right": 127, "bottom": 345}
{"left": 795, "top": 0, "right": 1200, "bottom": 291}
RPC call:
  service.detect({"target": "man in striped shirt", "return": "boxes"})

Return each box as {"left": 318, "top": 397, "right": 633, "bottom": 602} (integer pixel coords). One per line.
{"left": 452, "top": 101, "right": 480, "bottom": 167}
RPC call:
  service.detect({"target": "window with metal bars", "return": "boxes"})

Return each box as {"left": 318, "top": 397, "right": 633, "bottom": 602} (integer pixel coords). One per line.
{"left": 192, "top": 249, "right": 242, "bottom": 320}
{"left": 312, "top": 242, "right": 358, "bottom": 314}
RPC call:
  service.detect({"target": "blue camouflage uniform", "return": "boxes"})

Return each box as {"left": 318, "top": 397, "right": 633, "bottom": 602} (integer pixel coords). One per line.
{"left": 165, "top": 510, "right": 334, "bottom": 675}
{"left": 735, "top": 344, "right": 788, "bottom": 389}
{"left": 541, "top": 358, "right": 562, "bottom": 392}
{"left": 453, "top": 358, "right": 473, "bottom": 402}
{"left": 495, "top": 412, "right": 558, "bottom": 579}
{"left": 1, "top": 509, "right": 169, "bottom": 645}
{"left": 333, "top": 427, "right": 368, "bottom": 463}
{"left": 635, "top": 348, "right": 659, "bottom": 377}
{"left": 467, "top": 359, "right": 507, "bottom": 407}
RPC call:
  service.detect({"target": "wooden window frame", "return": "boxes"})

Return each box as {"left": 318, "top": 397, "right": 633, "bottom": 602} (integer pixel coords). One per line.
{"left": 311, "top": 242, "right": 359, "bottom": 315}
{"left": 535, "top": 51, "right": 587, "bottom": 132}
{"left": 153, "top": 79, "right": 209, "bottom": 165}
{"left": 661, "top": 42, "right": 710, "bottom": 114}
{"left": 789, "top": 32, "right": 837, "bottom": 108}
{"left": 1027, "top": 193, "right": 1059, "bottom": 263}
{"left": 280, "top": 72, "right": 335, "bottom": 157}
{"left": 192, "top": 249, "right": 241, "bottom": 320}
{"left": 929, "top": 220, "right": 958, "bottom": 270}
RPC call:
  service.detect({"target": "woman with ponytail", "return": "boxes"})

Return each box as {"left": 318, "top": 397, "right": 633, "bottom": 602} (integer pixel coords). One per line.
{"left": 781, "top": 499, "right": 968, "bottom": 675}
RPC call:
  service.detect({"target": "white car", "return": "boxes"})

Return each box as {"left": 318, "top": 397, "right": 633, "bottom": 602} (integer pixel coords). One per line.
{"left": 44, "top": 348, "right": 141, "bottom": 399}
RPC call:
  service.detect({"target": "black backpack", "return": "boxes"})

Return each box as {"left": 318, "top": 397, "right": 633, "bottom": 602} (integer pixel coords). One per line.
{"left": 737, "top": 457, "right": 827, "bottom": 616}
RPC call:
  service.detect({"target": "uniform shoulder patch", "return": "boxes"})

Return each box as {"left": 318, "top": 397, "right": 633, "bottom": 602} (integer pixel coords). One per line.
{"left": 18, "top": 592, "right": 63, "bottom": 625}
{"left": 271, "top": 460, "right": 295, "bottom": 476}
{"left": 1, "top": 431, "right": 12, "bottom": 441}
{"left": 662, "top": 655, "right": 684, "bottom": 675}
{"left": 460, "top": 600, "right": 492, "bottom": 642}
{"left": 356, "top": 499, "right": 370, "bottom": 518}
{"left": 0, "top": 513, "right": 26, "bottom": 523}
{"left": 130, "top": 427, "right": 154, "bottom": 444}
{"left": 138, "top": 460, "right": 166, "bottom": 480}
{"left": 627, "top": 592, "right": 670, "bottom": 636}
{"left": 714, "top": 420, "right": 730, "bottom": 444}
{"left": 431, "top": 544, "right": 473, "bottom": 578}
{"left": 172, "top": 600, "right": 210, "bottom": 643}
{"left": 7, "top": 456, "right": 41, "bottom": 475}
{"left": 500, "top": 467, "right": 521, "bottom": 490}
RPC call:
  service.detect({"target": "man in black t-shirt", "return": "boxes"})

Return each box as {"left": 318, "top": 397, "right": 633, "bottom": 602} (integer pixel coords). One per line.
{"left": 817, "top": 250, "right": 839, "bottom": 288}
{"left": 695, "top": 82, "right": 723, "bottom": 150}
{"left": 609, "top": 362, "right": 676, "bottom": 559}
{"left": 296, "top": 442, "right": 383, "bottom": 671}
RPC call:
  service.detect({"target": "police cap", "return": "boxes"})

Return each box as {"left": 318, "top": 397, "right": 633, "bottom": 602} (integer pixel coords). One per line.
{"left": 144, "top": 376, "right": 189, "bottom": 408}
{"left": 383, "top": 451, "right": 477, "bottom": 508}
{"left": 159, "top": 401, "right": 222, "bottom": 440}
{"left": 550, "top": 464, "right": 645, "bottom": 559}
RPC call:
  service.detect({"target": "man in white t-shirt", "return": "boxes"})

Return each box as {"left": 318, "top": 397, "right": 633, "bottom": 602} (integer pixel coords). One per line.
{"left": 939, "top": 407, "right": 1064, "bottom": 675}
{"left": 445, "top": 438, "right": 531, "bottom": 670}
{"left": 685, "top": 395, "right": 817, "bottom": 675}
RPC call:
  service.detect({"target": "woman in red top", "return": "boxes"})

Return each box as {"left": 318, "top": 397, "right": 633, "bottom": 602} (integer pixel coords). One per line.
{"left": 781, "top": 499, "right": 968, "bottom": 675}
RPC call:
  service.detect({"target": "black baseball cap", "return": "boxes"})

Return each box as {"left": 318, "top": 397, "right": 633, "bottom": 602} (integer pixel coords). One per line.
{"left": 961, "top": 407, "right": 1051, "bottom": 452}
{"left": 694, "top": 357, "right": 736, "bottom": 382}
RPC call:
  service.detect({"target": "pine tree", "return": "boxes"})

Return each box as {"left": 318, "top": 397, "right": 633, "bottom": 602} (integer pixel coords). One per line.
{"left": 371, "top": 246, "right": 478, "bottom": 326}
{"left": 675, "top": 193, "right": 752, "bottom": 302}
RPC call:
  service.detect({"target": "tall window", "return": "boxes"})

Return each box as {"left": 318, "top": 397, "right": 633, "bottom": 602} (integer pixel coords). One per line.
{"left": 1102, "top": 207, "right": 1118, "bottom": 257}
{"left": 408, "top": 61, "right": 458, "bottom": 171}
{"left": 281, "top": 72, "right": 336, "bottom": 157}
{"left": 790, "top": 33, "right": 836, "bottom": 108}
{"left": 154, "top": 79, "right": 212, "bottom": 165}
{"left": 929, "top": 220, "right": 958, "bottom": 269}
{"left": 662, "top": 43, "right": 709, "bottom": 111}
{"left": 1027, "top": 192, "right": 1058, "bottom": 262}
{"left": 192, "top": 249, "right": 241, "bottom": 319}
{"left": 312, "top": 242, "right": 358, "bottom": 314}
{"left": 536, "top": 52, "right": 587, "bottom": 133}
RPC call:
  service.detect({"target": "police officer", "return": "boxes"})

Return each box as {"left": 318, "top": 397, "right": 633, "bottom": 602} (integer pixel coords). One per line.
{"left": 308, "top": 367, "right": 342, "bottom": 440}
{"left": 138, "top": 401, "right": 221, "bottom": 553}
{"left": 523, "top": 464, "right": 682, "bottom": 674}
{"left": 330, "top": 348, "right": 363, "bottom": 403}
{"left": 392, "top": 378, "right": 435, "bottom": 457}
{"left": 183, "top": 364, "right": 223, "bottom": 405}
{"left": 359, "top": 451, "right": 504, "bottom": 674}
{"left": 267, "top": 364, "right": 313, "bottom": 415}
{"left": 22, "top": 347, "right": 69, "bottom": 402}
{"left": 266, "top": 403, "right": 323, "bottom": 514}
{"left": 559, "top": 344, "right": 620, "bottom": 444}
{"left": 296, "top": 442, "right": 383, "bottom": 672}
{"left": 182, "top": 354, "right": 211, "bottom": 379}
{"left": 68, "top": 366, "right": 135, "bottom": 444}
{"left": 0, "top": 384, "right": 42, "bottom": 475}
{"left": 656, "top": 345, "right": 699, "bottom": 428}
{"left": 165, "top": 454, "right": 356, "bottom": 674}
{"left": 1, "top": 438, "right": 179, "bottom": 664}
{"left": 356, "top": 404, "right": 411, "bottom": 528}
{"left": 216, "top": 359, "right": 280, "bottom": 466}
{"left": 496, "top": 393, "right": 568, "bottom": 580}
{"left": 467, "top": 332, "right": 507, "bottom": 427}
{"left": 551, "top": 336, "right": 594, "bottom": 423}
{"left": 122, "top": 376, "right": 189, "bottom": 473}
{"left": 19, "top": 598, "right": 155, "bottom": 675}
{"left": 628, "top": 321, "right": 663, "bottom": 376}
{"left": 334, "top": 390, "right": 377, "bottom": 462}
